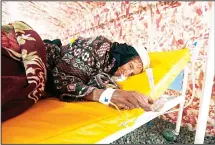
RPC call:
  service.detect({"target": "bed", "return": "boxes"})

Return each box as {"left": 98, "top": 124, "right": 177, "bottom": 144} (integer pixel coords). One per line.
{"left": 2, "top": 48, "right": 190, "bottom": 144}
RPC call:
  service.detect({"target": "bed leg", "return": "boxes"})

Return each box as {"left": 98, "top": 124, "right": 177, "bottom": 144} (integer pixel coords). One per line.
{"left": 173, "top": 97, "right": 185, "bottom": 135}
{"left": 162, "top": 96, "right": 185, "bottom": 141}
{"left": 174, "top": 66, "right": 188, "bottom": 135}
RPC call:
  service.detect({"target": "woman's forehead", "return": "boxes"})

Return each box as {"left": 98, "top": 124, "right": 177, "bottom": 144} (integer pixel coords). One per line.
{"left": 132, "top": 56, "right": 142, "bottom": 63}
{"left": 131, "top": 57, "right": 143, "bottom": 66}
{"left": 130, "top": 57, "right": 143, "bottom": 73}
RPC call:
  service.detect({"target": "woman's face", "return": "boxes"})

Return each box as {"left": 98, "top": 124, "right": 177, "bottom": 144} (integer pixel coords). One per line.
{"left": 114, "top": 56, "right": 143, "bottom": 77}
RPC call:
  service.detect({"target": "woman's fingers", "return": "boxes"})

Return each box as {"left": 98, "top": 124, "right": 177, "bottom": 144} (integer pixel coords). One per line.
{"left": 136, "top": 91, "right": 154, "bottom": 104}
{"left": 110, "top": 101, "right": 131, "bottom": 110}
{"left": 127, "top": 94, "right": 140, "bottom": 108}
{"left": 132, "top": 91, "right": 153, "bottom": 111}
{"left": 120, "top": 99, "right": 135, "bottom": 109}
{"left": 110, "top": 90, "right": 155, "bottom": 111}
{"left": 111, "top": 93, "right": 135, "bottom": 109}
{"left": 116, "top": 104, "right": 126, "bottom": 109}
{"left": 118, "top": 104, "right": 130, "bottom": 110}
{"left": 148, "top": 97, "right": 154, "bottom": 104}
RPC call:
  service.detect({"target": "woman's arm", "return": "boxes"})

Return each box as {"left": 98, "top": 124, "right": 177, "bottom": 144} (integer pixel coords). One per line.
{"left": 51, "top": 69, "right": 153, "bottom": 111}
{"left": 51, "top": 68, "right": 96, "bottom": 101}
{"left": 84, "top": 88, "right": 104, "bottom": 101}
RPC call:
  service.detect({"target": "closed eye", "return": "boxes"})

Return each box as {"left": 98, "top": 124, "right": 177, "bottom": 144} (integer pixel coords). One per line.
{"left": 129, "top": 63, "right": 134, "bottom": 69}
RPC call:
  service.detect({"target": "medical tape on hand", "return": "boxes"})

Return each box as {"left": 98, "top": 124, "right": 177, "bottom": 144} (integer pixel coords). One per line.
{"left": 99, "top": 88, "right": 116, "bottom": 106}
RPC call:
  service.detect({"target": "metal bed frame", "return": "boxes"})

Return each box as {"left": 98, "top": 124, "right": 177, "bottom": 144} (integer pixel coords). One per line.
{"left": 97, "top": 3, "right": 214, "bottom": 143}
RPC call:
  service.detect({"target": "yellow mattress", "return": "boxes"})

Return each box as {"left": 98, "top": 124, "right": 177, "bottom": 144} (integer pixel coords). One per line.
{"left": 2, "top": 48, "right": 190, "bottom": 144}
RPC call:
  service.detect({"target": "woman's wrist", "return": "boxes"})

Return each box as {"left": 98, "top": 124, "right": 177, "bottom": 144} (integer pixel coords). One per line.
{"left": 98, "top": 88, "right": 116, "bottom": 105}
{"left": 83, "top": 88, "right": 105, "bottom": 102}
{"left": 92, "top": 89, "right": 105, "bottom": 101}
{"left": 111, "top": 89, "right": 121, "bottom": 97}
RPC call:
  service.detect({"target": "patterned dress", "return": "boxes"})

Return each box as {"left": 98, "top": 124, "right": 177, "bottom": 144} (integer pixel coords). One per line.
{"left": 45, "top": 36, "right": 118, "bottom": 101}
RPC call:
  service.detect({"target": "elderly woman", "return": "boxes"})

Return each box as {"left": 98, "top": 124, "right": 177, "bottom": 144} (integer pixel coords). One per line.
{"left": 44, "top": 36, "right": 153, "bottom": 111}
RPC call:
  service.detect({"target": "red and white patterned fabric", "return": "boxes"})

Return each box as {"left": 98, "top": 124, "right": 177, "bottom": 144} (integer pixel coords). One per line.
{"left": 2, "top": 1, "right": 214, "bottom": 136}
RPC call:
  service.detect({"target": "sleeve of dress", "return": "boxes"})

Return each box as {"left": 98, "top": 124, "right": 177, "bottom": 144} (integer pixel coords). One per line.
{"left": 51, "top": 67, "right": 96, "bottom": 101}
{"left": 86, "top": 36, "right": 119, "bottom": 89}
{"left": 91, "top": 35, "right": 113, "bottom": 70}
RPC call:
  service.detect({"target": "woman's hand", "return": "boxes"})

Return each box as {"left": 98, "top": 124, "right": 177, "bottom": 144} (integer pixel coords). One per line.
{"left": 84, "top": 89, "right": 154, "bottom": 111}
{"left": 110, "top": 89, "right": 153, "bottom": 111}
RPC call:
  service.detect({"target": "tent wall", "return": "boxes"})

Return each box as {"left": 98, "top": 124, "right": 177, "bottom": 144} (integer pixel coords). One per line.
{"left": 2, "top": 1, "right": 214, "bottom": 136}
